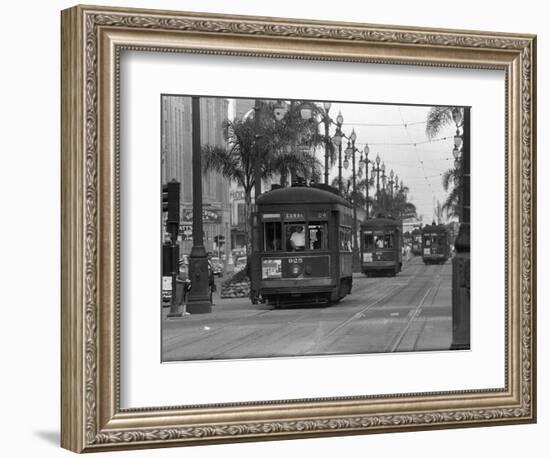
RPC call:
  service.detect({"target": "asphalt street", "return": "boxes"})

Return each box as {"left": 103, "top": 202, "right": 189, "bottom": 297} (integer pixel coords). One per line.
{"left": 162, "top": 256, "right": 453, "bottom": 361}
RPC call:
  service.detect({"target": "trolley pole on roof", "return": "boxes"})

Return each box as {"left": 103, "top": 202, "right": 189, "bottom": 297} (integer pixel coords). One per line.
{"left": 187, "top": 96, "right": 212, "bottom": 314}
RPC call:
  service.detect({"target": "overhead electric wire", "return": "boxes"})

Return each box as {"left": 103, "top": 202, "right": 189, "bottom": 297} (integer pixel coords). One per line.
{"left": 343, "top": 120, "right": 427, "bottom": 127}
{"left": 354, "top": 135, "right": 453, "bottom": 147}
{"left": 396, "top": 107, "right": 437, "bottom": 216}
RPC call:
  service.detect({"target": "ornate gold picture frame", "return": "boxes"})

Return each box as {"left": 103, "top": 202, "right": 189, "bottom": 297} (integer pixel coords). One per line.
{"left": 61, "top": 4, "right": 536, "bottom": 453}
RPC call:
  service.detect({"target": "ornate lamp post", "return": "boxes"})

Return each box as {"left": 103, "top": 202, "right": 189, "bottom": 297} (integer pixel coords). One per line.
{"left": 387, "top": 169, "right": 395, "bottom": 216}
{"left": 381, "top": 165, "right": 387, "bottom": 213}
{"left": 452, "top": 127, "right": 463, "bottom": 220}
{"left": 187, "top": 96, "right": 212, "bottom": 314}
{"left": 393, "top": 173, "right": 400, "bottom": 217}
{"left": 360, "top": 143, "right": 370, "bottom": 218}
{"left": 320, "top": 102, "right": 333, "bottom": 185}
{"left": 371, "top": 154, "right": 386, "bottom": 215}
{"left": 343, "top": 129, "right": 361, "bottom": 270}
{"left": 451, "top": 107, "right": 470, "bottom": 350}
{"left": 332, "top": 111, "right": 345, "bottom": 193}
{"left": 300, "top": 101, "right": 335, "bottom": 186}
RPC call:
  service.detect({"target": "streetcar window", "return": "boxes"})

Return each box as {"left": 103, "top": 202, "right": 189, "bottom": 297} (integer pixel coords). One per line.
{"left": 424, "top": 236, "right": 442, "bottom": 247}
{"left": 339, "top": 227, "right": 352, "bottom": 252}
{"left": 363, "top": 233, "right": 374, "bottom": 251}
{"left": 308, "top": 222, "right": 328, "bottom": 250}
{"left": 264, "top": 222, "right": 282, "bottom": 252}
{"left": 372, "top": 233, "right": 394, "bottom": 249}
{"left": 285, "top": 223, "right": 306, "bottom": 251}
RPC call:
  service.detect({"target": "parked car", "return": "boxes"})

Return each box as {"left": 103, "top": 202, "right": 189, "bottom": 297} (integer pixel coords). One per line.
{"left": 211, "top": 256, "right": 223, "bottom": 277}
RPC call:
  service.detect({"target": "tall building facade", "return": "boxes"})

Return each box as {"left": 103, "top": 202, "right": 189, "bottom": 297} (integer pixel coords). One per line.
{"left": 161, "top": 96, "right": 231, "bottom": 259}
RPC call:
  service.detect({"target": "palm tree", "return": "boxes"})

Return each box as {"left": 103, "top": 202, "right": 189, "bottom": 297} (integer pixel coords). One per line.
{"left": 267, "top": 101, "right": 324, "bottom": 185}
{"left": 426, "top": 106, "right": 464, "bottom": 219}
{"left": 391, "top": 187, "right": 417, "bottom": 220}
{"left": 441, "top": 166, "right": 461, "bottom": 219}
{"left": 202, "top": 118, "right": 261, "bottom": 251}
{"left": 202, "top": 101, "right": 323, "bottom": 251}
{"left": 426, "top": 107, "right": 463, "bottom": 139}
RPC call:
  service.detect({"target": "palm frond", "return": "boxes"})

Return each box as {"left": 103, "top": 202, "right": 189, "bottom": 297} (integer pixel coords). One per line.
{"left": 425, "top": 107, "right": 453, "bottom": 139}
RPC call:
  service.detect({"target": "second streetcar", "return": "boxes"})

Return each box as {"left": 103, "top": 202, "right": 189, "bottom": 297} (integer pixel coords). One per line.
{"left": 421, "top": 223, "right": 451, "bottom": 264}
{"left": 360, "top": 217, "right": 403, "bottom": 276}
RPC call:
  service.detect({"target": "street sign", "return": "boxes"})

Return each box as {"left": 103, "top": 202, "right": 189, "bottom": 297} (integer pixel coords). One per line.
{"left": 181, "top": 208, "right": 221, "bottom": 224}
{"left": 180, "top": 224, "right": 193, "bottom": 241}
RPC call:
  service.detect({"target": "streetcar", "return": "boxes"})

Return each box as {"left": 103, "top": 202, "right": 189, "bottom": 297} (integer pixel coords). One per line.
{"left": 421, "top": 223, "right": 451, "bottom": 264}
{"left": 250, "top": 183, "right": 353, "bottom": 307}
{"left": 359, "top": 217, "right": 403, "bottom": 276}
{"left": 411, "top": 228, "right": 422, "bottom": 256}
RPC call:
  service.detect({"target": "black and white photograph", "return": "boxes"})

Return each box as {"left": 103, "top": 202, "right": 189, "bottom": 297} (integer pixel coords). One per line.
{"left": 160, "top": 96, "right": 470, "bottom": 361}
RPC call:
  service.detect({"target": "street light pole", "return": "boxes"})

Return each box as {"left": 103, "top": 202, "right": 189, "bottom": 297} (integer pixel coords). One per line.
{"left": 349, "top": 129, "right": 359, "bottom": 270}
{"left": 388, "top": 169, "right": 395, "bottom": 217}
{"left": 393, "top": 174, "right": 399, "bottom": 218}
{"left": 363, "top": 144, "right": 370, "bottom": 218}
{"left": 322, "top": 102, "right": 332, "bottom": 185}
{"left": 381, "top": 166, "right": 387, "bottom": 214}
{"left": 249, "top": 99, "right": 263, "bottom": 304}
{"left": 334, "top": 111, "right": 344, "bottom": 193}
{"left": 370, "top": 155, "right": 383, "bottom": 216}
{"left": 451, "top": 107, "right": 470, "bottom": 350}
{"left": 253, "top": 98, "right": 262, "bottom": 250}
{"left": 187, "top": 96, "right": 212, "bottom": 314}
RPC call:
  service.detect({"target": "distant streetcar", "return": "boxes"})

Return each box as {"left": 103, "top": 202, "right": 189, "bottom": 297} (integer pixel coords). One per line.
{"left": 360, "top": 217, "right": 403, "bottom": 276}
{"left": 411, "top": 228, "right": 422, "bottom": 256}
{"left": 250, "top": 184, "right": 353, "bottom": 308}
{"left": 421, "top": 223, "right": 451, "bottom": 264}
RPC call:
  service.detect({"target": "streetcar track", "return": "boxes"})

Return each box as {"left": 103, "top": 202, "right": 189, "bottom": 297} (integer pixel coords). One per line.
{"left": 162, "top": 308, "right": 273, "bottom": 350}
{"left": 164, "top": 297, "right": 330, "bottom": 356}
{"left": 215, "top": 321, "right": 311, "bottom": 358}
{"left": 409, "top": 275, "right": 444, "bottom": 351}
{"left": 301, "top": 261, "right": 432, "bottom": 354}
{"left": 411, "top": 318, "right": 429, "bottom": 351}
{"left": 388, "top": 287, "right": 432, "bottom": 352}
{"left": 388, "top": 268, "right": 445, "bottom": 352}
{"left": 163, "top": 257, "right": 448, "bottom": 359}
{"left": 165, "top": 263, "right": 393, "bottom": 352}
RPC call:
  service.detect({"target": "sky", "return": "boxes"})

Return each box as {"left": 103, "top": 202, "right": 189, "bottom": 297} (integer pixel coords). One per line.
{"left": 318, "top": 101, "right": 459, "bottom": 223}
{"left": 226, "top": 97, "right": 462, "bottom": 223}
